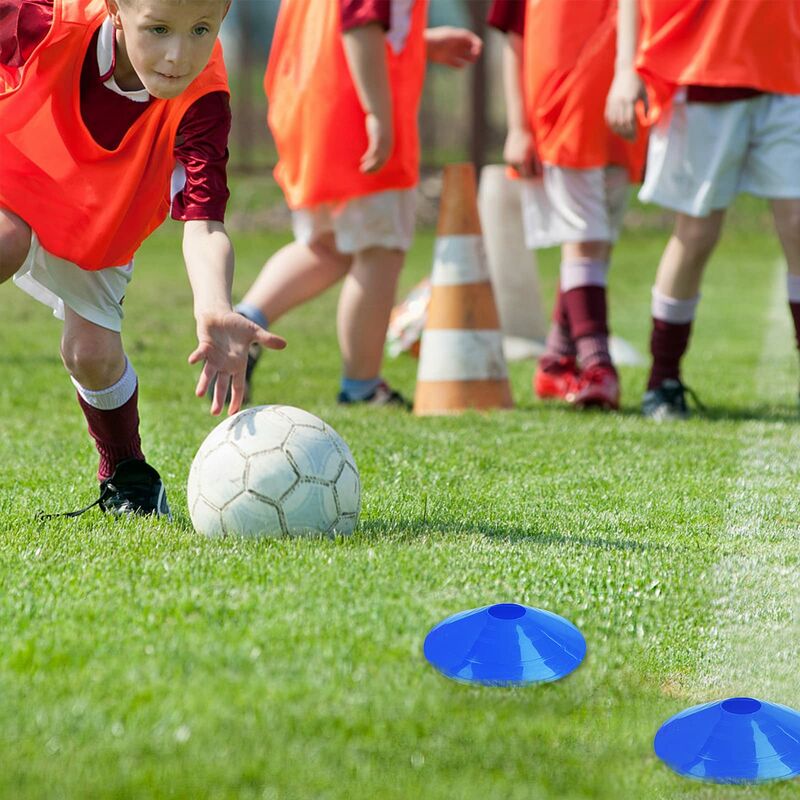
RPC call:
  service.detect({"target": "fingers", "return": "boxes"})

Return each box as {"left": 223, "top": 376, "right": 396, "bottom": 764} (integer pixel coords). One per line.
{"left": 194, "top": 363, "right": 212, "bottom": 398}
{"left": 210, "top": 371, "right": 229, "bottom": 417}
{"left": 256, "top": 329, "right": 287, "bottom": 351}
{"left": 360, "top": 148, "right": 387, "bottom": 174}
{"left": 228, "top": 371, "right": 246, "bottom": 416}
{"left": 605, "top": 101, "right": 637, "bottom": 140}
{"left": 188, "top": 344, "right": 209, "bottom": 366}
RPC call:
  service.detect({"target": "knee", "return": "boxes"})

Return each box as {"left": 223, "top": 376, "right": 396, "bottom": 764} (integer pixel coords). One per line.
{"left": 60, "top": 336, "right": 123, "bottom": 388}
{"left": 674, "top": 217, "right": 722, "bottom": 261}
{"left": 311, "top": 233, "right": 351, "bottom": 272}
{"left": 0, "top": 211, "right": 32, "bottom": 284}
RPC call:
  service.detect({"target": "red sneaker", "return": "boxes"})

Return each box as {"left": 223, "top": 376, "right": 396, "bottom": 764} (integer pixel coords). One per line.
{"left": 534, "top": 357, "right": 580, "bottom": 401}
{"left": 568, "top": 364, "right": 620, "bottom": 410}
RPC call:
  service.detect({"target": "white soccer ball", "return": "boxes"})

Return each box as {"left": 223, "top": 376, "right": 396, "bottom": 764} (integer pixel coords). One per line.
{"left": 187, "top": 405, "right": 360, "bottom": 538}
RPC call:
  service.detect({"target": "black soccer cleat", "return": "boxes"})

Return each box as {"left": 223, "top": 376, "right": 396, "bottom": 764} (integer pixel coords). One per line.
{"left": 642, "top": 378, "right": 704, "bottom": 421}
{"left": 37, "top": 458, "right": 172, "bottom": 521}
{"left": 99, "top": 458, "right": 172, "bottom": 519}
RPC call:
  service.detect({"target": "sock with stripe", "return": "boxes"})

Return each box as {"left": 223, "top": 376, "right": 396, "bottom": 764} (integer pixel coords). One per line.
{"left": 560, "top": 258, "right": 612, "bottom": 370}
{"left": 72, "top": 358, "right": 144, "bottom": 481}
{"left": 540, "top": 288, "right": 577, "bottom": 372}
{"left": 648, "top": 288, "right": 700, "bottom": 390}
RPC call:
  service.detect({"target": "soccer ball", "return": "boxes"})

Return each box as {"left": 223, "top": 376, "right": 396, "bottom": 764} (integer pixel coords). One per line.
{"left": 187, "top": 405, "right": 360, "bottom": 538}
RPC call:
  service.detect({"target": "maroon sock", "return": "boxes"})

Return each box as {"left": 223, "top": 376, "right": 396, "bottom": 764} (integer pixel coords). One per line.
{"left": 77, "top": 386, "right": 145, "bottom": 481}
{"left": 540, "top": 289, "right": 576, "bottom": 371}
{"left": 791, "top": 302, "right": 800, "bottom": 351}
{"left": 648, "top": 319, "right": 693, "bottom": 390}
{"left": 563, "top": 285, "right": 612, "bottom": 370}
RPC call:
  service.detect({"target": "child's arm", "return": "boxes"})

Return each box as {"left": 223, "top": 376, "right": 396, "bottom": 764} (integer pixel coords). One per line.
{"left": 605, "top": 0, "right": 647, "bottom": 140}
{"left": 183, "top": 220, "right": 286, "bottom": 416}
{"left": 342, "top": 23, "right": 393, "bottom": 174}
{"left": 502, "top": 32, "right": 540, "bottom": 178}
{"left": 424, "top": 27, "right": 482, "bottom": 68}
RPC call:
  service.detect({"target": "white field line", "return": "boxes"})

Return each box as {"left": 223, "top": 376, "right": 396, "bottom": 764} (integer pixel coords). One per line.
{"left": 699, "top": 263, "right": 800, "bottom": 702}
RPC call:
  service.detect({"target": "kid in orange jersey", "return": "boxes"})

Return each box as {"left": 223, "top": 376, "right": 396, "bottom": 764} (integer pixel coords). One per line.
{"left": 489, "top": 0, "right": 647, "bottom": 410}
{"left": 0, "top": 0, "right": 285, "bottom": 516}
{"left": 230, "top": 0, "right": 481, "bottom": 407}
{"left": 607, "top": 0, "right": 800, "bottom": 419}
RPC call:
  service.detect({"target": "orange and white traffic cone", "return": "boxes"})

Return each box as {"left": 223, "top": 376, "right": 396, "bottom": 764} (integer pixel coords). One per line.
{"left": 413, "top": 163, "right": 513, "bottom": 415}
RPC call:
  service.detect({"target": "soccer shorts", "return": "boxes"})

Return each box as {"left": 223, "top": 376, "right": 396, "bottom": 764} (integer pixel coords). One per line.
{"left": 13, "top": 233, "right": 132, "bottom": 332}
{"left": 519, "top": 165, "right": 630, "bottom": 250}
{"left": 640, "top": 91, "right": 800, "bottom": 217}
{"left": 292, "top": 187, "right": 417, "bottom": 254}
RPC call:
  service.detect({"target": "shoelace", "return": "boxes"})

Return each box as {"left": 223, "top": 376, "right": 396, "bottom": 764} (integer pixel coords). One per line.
{"left": 36, "top": 482, "right": 115, "bottom": 522}
{"left": 675, "top": 380, "right": 707, "bottom": 412}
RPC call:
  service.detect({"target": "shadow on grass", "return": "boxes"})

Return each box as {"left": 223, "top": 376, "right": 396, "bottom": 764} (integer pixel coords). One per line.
{"left": 695, "top": 404, "right": 799, "bottom": 424}
{"left": 358, "top": 516, "right": 673, "bottom": 553}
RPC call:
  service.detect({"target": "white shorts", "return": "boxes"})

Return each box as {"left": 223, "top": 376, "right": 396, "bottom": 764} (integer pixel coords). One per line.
{"left": 520, "top": 165, "right": 630, "bottom": 250}
{"left": 639, "top": 91, "right": 800, "bottom": 217}
{"left": 13, "top": 233, "right": 133, "bottom": 332}
{"left": 292, "top": 187, "right": 416, "bottom": 254}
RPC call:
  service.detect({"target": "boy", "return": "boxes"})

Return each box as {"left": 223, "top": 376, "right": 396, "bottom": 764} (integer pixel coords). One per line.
{"left": 606, "top": 0, "right": 800, "bottom": 419}
{"left": 229, "top": 0, "right": 481, "bottom": 407}
{"left": 0, "top": 0, "right": 286, "bottom": 516}
{"left": 488, "top": 0, "right": 647, "bottom": 410}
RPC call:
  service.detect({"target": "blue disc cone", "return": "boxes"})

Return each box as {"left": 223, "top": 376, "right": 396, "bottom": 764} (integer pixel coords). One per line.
{"left": 654, "top": 697, "right": 800, "bottom": 783}
{"left": 423, "top": 603, "right": 586, "bottom": 685}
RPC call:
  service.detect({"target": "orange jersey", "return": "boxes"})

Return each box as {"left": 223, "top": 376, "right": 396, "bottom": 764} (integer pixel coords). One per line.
{"left": 522, "top": 0, "right": 647, "bottom": 180}
{"left": 265, "top": 0, "right": 428, "bottom": 209}
{"left": 637, "top": 0, "right": 800, "bottom": 121}
{"left": 0, "top": 0, "right": 228, "bottom": 270}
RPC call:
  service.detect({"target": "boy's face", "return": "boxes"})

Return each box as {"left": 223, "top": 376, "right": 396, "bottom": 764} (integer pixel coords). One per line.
{"left": 106, "top": 0, "right": 229, "bottom": 99}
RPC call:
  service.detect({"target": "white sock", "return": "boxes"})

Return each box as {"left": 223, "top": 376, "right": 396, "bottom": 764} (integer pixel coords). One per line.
{"left": 651, "top": 288, "right": 700, "bottom": 324}
{"left": 71, "top": 357, "right": 137, "bottom": 410}
{"left": 560, "top": 258, "right": 609, "bottom": 292}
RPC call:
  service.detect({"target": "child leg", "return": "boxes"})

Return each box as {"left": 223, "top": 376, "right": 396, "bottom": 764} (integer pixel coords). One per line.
{"left": 61, "top": 306, "right": 144, "bottom": 481}
{"left": 561, "top": 239, "right": 613, "bottom": 370}
{"left": 0, "top": 209, "right": 32, "bottom": 284}
{"left": 770, "top": 198, "right": 800, "bottom": 357}
{"left": 647, "top": 210, "right": 725, "bottom": 390}
{"left": 240, "top": 232, "right": 352, "bottom": 326}
{"left": 337, "top": 246, "right": 404, "bottom": 396}
{"left": 558, "top": 239, "right": 620, "bottom": 409}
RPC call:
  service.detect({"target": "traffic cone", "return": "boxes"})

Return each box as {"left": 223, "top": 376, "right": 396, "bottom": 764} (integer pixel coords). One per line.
{"left": 413, "top": 163, "right": 513, "bottom": 415}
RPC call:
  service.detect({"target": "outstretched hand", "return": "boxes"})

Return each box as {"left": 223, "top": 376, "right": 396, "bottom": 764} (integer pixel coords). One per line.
{"left": 425, "top": 27, "right": 482, "bottom": 68}
{"left": 189, "top": 310, "right": 286, "bottom": 416}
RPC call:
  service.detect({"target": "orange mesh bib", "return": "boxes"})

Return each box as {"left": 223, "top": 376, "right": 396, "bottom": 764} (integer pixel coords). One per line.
{"left": 265, "top": 0, "right": 428, "bottom": 209}
{"left": 638, "top": 0, "right": 800, "bottom": 122}
{"left": 522, "top": 0, "right": 647, "bottom": 180}
{"left": 0, "top": 0, "right": 229, "bottom": 270}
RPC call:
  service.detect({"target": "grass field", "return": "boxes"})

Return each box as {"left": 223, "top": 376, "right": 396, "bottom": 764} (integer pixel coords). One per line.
{"left": 1, "top": 199, "right": 798, "bottom": 799}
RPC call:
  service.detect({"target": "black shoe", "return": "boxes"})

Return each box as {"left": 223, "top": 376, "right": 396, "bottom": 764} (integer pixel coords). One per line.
{"left": 207, "top": 342, "right": 262, "bottom": 406}
{"left": 99, "top": 458, "right": 172, "bottom": 519}
{"left": 642, "top": 378, "right": 704, "bottom": 421}
{"left": 37, "top": 458, "right": 171, "bottom": 521}
{"left": 337, "top": 381, "right": 411, "bottom": 409}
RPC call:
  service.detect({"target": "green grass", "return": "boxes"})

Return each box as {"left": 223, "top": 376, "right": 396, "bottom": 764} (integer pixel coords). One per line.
{"left": 1, "top": 202, "right": 798, "bottom": 799}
